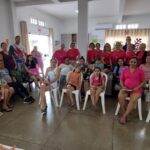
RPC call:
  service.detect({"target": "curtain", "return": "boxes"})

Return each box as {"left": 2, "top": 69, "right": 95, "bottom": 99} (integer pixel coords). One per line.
{"left": 20, "top": 21, "right": 30, "bottom": 54}
{"left": 105, "top": 29, "right": 150, "bottom": 50}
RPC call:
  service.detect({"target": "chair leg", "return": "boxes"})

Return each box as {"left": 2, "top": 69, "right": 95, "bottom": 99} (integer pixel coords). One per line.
{"left": 53, "top": 90, "right": 59, "bottom": 107}
{"left": 83, "top": 93, "right": 88, "bottom": 110}
{"left": 59, "top": 91, "right": 64, "bottom": 107}
{"left": 75, "top": 93, "right": 80, "bottom": 110}
{"left": 146, "top": 107, "right": 150, "bottom": 123}
{"left": 138, "top": 98, "right": 142, "bottom": 120}
{"left": 101, "top": 95, "right": 106, "bottom": 114}
{"left": 115, "top": 103, "right": 120, "bottom": 115}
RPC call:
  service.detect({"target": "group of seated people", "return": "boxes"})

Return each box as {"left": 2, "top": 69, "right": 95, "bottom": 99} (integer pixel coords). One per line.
{"left": 0, "top": 35, "right": 150, "bottom": 125}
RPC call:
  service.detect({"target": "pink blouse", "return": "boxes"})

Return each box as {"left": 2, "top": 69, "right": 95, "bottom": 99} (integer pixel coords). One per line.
{"left": 139, "top": 64, "right": 150, "bottom": 80}
{"left": 120, "top": 67, "right": 145, "bottom": 93}
{"left": 91, "top": 74, "right": 104, "bottom": 87}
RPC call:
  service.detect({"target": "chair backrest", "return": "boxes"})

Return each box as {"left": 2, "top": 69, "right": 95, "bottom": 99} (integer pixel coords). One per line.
{"left": 66, "top": 71, "right": 83, "bottom": 91}
{"left": 89, "top": 72, "right": 108, "bottom": 93}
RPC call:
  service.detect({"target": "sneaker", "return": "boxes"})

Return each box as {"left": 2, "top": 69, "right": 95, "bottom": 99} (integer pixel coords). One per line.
{"left": 28, "top": 96, "right": 35, "bottom": 104}
{"left": 24, "top": 97, "right": 32, "bottom": 104}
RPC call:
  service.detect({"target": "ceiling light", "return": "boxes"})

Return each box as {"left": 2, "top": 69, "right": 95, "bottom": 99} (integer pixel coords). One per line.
{"left": 75, "top": 10, "right": 78, "bottom": 13}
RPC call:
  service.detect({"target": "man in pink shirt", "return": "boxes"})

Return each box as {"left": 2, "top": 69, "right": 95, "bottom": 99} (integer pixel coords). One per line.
{"left": 53, "top": 44, "right": 67, "bottom": 66}
{"left": 67, "top": 42, "right": 80, "bottom": 63}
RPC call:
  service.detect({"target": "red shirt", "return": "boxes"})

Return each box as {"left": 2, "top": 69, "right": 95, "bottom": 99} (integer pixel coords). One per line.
{"left": 136, "top": 51, "right": 144, "bottom": 64}
{"left": 53, "top": 49, "right": 67, "bottom": 65}
{"left": 95, "top": 49, "right": 105, "bottom": 60}
{"left": 87, "top": 49, "right": 96, "bottom": 63}
{"left": 103, "top": 52, "right": 111, "bottom": 65}
{"left": 67, "top": 48, "right": 80, "bottom": 61}
{"left": 125, "top": 51, "right": 136, "bottom": 65}
{"left": 111, "top": 49, "right": 126, "bottom": 63}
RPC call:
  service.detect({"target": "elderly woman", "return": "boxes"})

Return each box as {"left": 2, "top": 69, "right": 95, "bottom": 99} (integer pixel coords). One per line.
{"left": 40, "top": 58, "right": 60, "bottom": 114}
{"left": 140, "top": 55, "right": 150, "bottom": 82}
{"left": 118, "top": 57, "right": 145, "bottom": 124}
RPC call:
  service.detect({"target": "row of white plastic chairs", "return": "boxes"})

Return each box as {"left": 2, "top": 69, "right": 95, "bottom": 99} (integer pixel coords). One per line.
{"left": 40, "top": 71, "right": 150, "bottom": 123}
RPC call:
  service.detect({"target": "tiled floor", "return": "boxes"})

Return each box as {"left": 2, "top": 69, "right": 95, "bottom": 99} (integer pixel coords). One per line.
{"left": 0, "top": 91, "right": 150, "bottom": 150}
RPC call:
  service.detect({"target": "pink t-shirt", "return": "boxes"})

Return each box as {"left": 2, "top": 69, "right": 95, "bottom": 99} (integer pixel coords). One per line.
{"left": 95, "top": 49, "right": 104, "bottom": 59}
{"left": 139, "top": 64, "right": 150, "bottom": 80}
{"left": 120, "top": 67, "right": 145, "bottom": 93}
{"left": 53, "top": 49, "right": 67, "bottom": 66}
{"left": 67, "top": 48, "right": 80, "bottom": 61}
{"left": 91, "top": 74, "right": 104, "bottom": 86}
{"left": 87, "top": 49, "right": 96, "bottom": 63}
{"left": 103, "top": 52, "right": 111, "bottom": 65}
{"left": 125, "top": 51, "right": 136, "bottom": 65}
{"left": 137, "top": 51, "right": 144, "bottom": 64}
{"left": 111, "top": 49, "right": 126, "bottom": 63}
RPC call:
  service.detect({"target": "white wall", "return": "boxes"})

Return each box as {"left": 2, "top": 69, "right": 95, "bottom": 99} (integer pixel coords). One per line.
{"left": 0, "top": 0, "right": 13, "bottom": 43}
{"left": 16, "top": 6, "right": 62, "bottom": 48}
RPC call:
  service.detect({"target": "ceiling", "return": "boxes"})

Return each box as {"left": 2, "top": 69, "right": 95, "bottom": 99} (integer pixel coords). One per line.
{"left": 12, "top": 0, "right": 150, "bottom": 22}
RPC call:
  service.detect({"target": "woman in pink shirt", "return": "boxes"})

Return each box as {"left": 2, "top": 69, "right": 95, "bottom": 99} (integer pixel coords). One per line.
{"left": 67, "top": 42, "right": 80, "bottom": 65}
{"left": 103, "top": 43, "right": 112, "bottom": 67}
{"left": 31, "top": 46, "right": 44, "bottom": 76}
{"left": 87, "top": 42, "right": 96, "bottom": 64}
{"left": 140, "top": 55, "right": 150, "bottom": 81}
{"left": 53, "top": 44, "right": 67, "bottom": 66}
{"left": 111, "top": 42, "right": 126, "bottom": 67}
{"left": 95, "top": 43, "right": 104, "bottom": 61}
{"left": 125, "top": 44, "right": 136, "bottom": 65}
{"left": 90, "top": 67, "right": 105, "bottom": 107}
{"left": 118, "top": 57, "right": 145, "bottom": 124}
{"left": 136, "top": 43, "right": 148, "bottom": 65}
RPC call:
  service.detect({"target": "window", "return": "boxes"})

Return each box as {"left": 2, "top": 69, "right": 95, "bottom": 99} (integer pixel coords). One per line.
{"left": 38, "top": 20, "right": 46, "bottom": 27}
{"left": 30, "top": 18, "right": 37, "bottom": 25}
{"left": 115, "top": 24, "right": 139, "bottom": 30}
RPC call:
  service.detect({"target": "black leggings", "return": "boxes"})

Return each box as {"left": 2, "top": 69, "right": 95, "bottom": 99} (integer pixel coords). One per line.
{"left": 8, "top": 81, "right": 29, "bottom": 98}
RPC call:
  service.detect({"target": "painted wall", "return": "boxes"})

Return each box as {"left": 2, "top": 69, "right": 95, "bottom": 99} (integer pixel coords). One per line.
{"left": 16, "top": 6, "right": 62, "bottom": 48}
{"left": 0, "top": 0, "right": 13, "bottom": 43}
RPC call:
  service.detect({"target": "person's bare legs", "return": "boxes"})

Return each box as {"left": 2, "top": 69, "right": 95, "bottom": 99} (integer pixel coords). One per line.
{"left": 31, "top": 75, "right": 40, "bottom": 88}
{"left": 2, "top": 88, "right": 9, "bottom": 109}
{"left": 66, "top": 85, "right": 74, "bottom": 106}
{"left": 118, "top": 90, "right": 128, "bottom": 116}
{"left": 40, "top": 84, "right": 47, "bottom": 110}
{"left": 6, "top": 87, "right": 15, "bottom": 106}
{"left": 121, "top": 93, "right": 141, "bottom": 123}
{"left": 95, "top": 87, "right": 103, "bottom": 105}
{"left": 90, "top": 87, "right": 96, "bottom": 106}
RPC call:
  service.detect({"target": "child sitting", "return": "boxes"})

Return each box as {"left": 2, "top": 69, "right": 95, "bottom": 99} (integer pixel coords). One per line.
{"left": 66, "top": 65, "right": 81, "bottom": 106}
{"left": 90, "top": 67, "right": 105, "bottom": 108}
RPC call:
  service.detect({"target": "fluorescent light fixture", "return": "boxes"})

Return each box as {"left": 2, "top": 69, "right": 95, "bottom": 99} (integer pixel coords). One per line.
{"left": 75, "top": 10, "right": 79, "bottom": 13}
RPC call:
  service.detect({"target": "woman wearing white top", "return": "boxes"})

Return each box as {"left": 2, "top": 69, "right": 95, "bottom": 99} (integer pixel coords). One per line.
{"left": 40, "top": 58, "right": 60, "bottom": 114}
{"left": 59, "top": 57, "right": 73, "bottom": 89}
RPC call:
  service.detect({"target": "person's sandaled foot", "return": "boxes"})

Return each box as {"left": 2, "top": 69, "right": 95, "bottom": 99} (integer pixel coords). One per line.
{"left": 2, "top": 107, "right": 13, "bottom": 112}
{"left": 119, "top": 117, "right": 126, "bottom": 125}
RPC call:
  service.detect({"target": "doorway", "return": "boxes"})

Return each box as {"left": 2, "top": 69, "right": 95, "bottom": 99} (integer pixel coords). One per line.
{"left": 28, "top": 34, "right": 52, "bottom": 72}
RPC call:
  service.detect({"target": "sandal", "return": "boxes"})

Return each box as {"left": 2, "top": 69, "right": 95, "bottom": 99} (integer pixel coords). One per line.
{"left": 119, "top": 117, "right": 126, "bottom": 125}
{"left": 2, "top": 107, "right": 13, "bottom": 112}
{"left": 7, "top": 104, "right": 14, "bottom": 108}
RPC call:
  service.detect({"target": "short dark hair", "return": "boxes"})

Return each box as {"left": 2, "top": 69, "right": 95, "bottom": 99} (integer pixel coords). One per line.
{"left": 1, "top": 42, "right": 6, "bottom": 48}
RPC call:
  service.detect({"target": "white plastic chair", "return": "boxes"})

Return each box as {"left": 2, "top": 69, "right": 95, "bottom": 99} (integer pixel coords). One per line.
{"left": 82, "top": 72, "right": 108, "bottom": 114}
{"left": 38, "top": 86, "right": 60, "bottom": 107}
{"left": 115, "top": 97, "right": 142, "bottom": 120}
{"left": 146, "top": 79, "right": 150, "bottom": 122}
{"left": 59, "top": 71, "right": 83, "bottom": 110}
